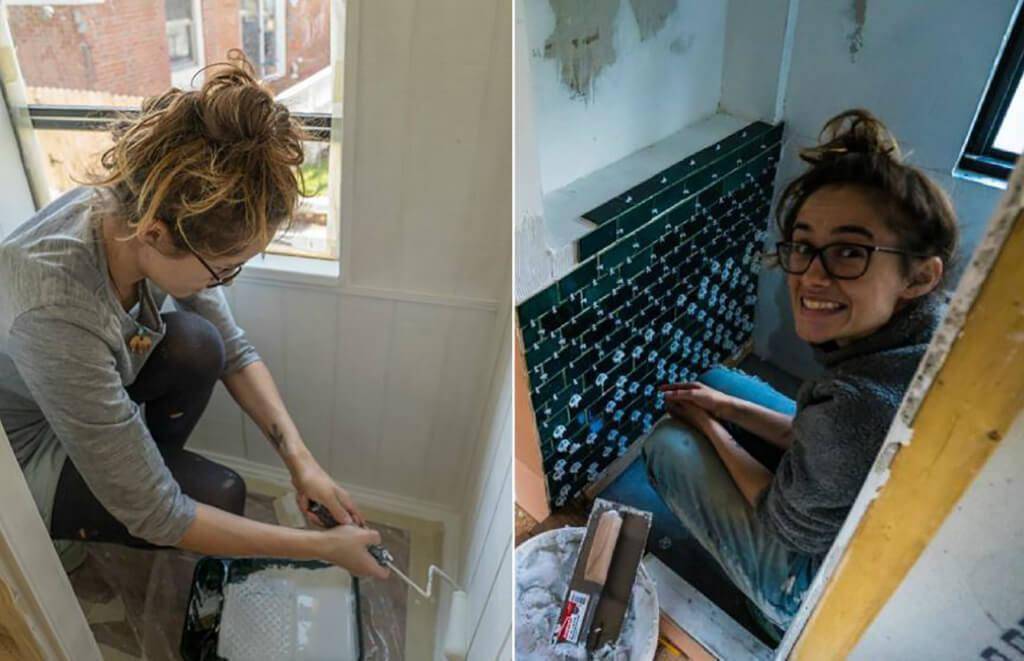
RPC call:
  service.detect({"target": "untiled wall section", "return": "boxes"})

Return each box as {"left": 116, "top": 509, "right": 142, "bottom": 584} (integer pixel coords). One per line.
{"left": 517, "top": 121, "right": 783, "bottom": 507}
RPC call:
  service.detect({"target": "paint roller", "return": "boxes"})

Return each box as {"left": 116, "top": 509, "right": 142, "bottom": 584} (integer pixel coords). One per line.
{"left": 308, "top": 500, "right": 470, "bottom": 660}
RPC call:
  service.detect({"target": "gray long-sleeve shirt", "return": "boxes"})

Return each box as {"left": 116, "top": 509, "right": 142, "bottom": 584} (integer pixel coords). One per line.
{"left": 756, "top": 294, "right": 943, "bottom": 556}
{"left": 0, "top": 187, "right": 261, "bottom": 545}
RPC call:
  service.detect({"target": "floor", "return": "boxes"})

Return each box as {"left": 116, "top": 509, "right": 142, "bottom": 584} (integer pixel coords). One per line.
{"left": 68, "top": 491, "right": 430, "bottom": 660}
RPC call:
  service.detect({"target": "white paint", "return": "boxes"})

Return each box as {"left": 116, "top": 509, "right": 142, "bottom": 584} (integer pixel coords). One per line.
{"left": 750, "top": 0, "right": 1017, "bottom": 374}
{"left": 645, "top": 555, "right": 772, "bottom": 660}
{"left": 850, "top": 410, "right": 1024, "bottom": 660}
{"left": 444, "top": 299, "right": 514, "bottom": 661}
{"left": 0, "top": 418, "right": 101, "bottom": 660}
{"left": 524, "top": 0, "right": 727, "bottom": 195}
{"left": 218, "top": 566, "right": 359, "bottom": 661}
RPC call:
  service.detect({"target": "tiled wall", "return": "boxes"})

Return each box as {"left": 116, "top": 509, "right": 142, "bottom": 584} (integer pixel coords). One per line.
{"left": 516, "top": 121, "right": 783, "bottom": 507}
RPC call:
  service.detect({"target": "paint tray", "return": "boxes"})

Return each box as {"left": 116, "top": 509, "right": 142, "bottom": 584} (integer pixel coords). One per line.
{"left": 180, "top": 557, "right": 364, "bottom": 661}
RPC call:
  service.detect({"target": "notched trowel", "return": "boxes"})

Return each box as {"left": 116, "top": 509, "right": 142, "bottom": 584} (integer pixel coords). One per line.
{"left": 554, "top": 498, "right": 653, "bottom": 652}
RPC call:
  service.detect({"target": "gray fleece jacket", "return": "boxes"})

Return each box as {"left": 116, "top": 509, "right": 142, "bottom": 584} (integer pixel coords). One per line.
{"left": 756, "top": 295, "right": 944, "bottom": 556}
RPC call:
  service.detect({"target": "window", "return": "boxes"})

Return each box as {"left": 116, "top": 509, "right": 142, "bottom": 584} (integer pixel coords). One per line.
{"left": 0, "top": 0, "right": 341, "bottom": 263}
{"left": 960, "top": 5, "right": 1024, "bottom": 182}
{"left": 240, "top": 0, "right": 285, "bottom": 80}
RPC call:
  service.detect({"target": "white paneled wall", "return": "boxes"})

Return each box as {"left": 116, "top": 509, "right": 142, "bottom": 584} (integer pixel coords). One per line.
{"left": 451, "top": 303, "right": 514, "bottom": 660}
{"left": 346, "top": 0, "right": 512, "bottom": 302}
{"left": 188, "top": 0, "right": 513, "bottom": 514}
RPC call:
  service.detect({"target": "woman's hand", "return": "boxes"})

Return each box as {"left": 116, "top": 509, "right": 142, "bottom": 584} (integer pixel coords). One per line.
{"left": 292, "top": 460, "right": 366, "bottom": 528}
{"left": 660, "top": 382, "right": 734, "bottom": 418}
{"left": 666, "top": 397, "right": 714, "bottom": 432}
{"left": 319, "top": 525, "right": 390, "bottom": 579}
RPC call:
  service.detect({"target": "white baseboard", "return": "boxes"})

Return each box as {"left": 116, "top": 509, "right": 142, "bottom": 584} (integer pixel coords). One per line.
{"left": 193, "top": 448, "right": 463, "bottom": 527}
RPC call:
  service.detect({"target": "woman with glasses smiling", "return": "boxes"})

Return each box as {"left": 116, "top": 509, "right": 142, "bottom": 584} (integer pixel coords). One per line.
{"left": 644, "top": 109, "right": 959, "bottom": 639}
{"left": 0, "top": 54, "right": 388, "bottom": 580}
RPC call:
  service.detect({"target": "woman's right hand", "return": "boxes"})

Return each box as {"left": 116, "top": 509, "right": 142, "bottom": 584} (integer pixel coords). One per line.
{"left": 659, "top": 382, "right": 734, "bottom": 418}
{"left": 318, "top": 525, "right": 391, "bottom": 580}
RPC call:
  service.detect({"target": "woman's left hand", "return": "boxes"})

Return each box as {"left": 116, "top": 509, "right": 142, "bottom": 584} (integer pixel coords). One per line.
{"left": 666, "top": 398, "right": 713, "bottom": 432}
{"left": 292, "top": 461, "right": 366, "bottom": 528}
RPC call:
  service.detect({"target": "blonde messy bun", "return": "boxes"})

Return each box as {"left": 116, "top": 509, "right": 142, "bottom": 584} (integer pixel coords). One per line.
{"left": 90, "top": 50, "right": 307, "bottom": 257}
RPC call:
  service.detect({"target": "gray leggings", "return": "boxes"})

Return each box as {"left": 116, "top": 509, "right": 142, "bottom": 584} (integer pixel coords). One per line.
{"left": 50, "top": 311, "right": 246, "bottom": 547}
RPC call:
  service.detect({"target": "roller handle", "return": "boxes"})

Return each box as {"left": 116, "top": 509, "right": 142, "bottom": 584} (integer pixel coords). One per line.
{"left": 583, "top": 510, "right": 623, "bottom": 585}
{"left": 308, "top": 500, "right": 393, "bottom": 567}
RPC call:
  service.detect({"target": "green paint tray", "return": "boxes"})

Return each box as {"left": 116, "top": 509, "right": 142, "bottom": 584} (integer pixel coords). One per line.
{"left": 180, "top": 557, "right": 364, "bottom": 660}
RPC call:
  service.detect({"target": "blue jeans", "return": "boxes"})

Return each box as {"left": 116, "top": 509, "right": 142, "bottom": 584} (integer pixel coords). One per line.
{"left": 643, "top": 366, "right": 820, "bottom": 633}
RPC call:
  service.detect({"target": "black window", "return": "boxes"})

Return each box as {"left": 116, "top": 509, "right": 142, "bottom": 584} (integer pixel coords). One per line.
{"left": 960, "top": 6, "right": 1024, "bottom": 181}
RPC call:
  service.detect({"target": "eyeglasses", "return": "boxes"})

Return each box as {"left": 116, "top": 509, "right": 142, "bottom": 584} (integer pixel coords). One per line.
{"left": 774, "top": 241, "right": 926, "bottom": 280}
{"left": 177, "top": 230, "right": 243, "bottom": 288}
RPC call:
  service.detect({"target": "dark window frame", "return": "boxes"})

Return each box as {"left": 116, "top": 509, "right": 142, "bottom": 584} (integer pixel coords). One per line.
{"left": 959, "top": 5, "right": 1024, "bottom": 182}
{"left": 25, "top": 105, "right": 330, "bottom": 142}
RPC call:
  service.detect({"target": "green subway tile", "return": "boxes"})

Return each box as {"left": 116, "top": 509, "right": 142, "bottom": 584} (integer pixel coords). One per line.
{"left": 559, "top": 259, "right": 598, "bottom": 300}
{"left": 525, "top": 334, "right": 561, "bottom": 371}
{"left": 598, "top": 239, "right": 634, "bottom": 273}
{"left": 517, "top": 283, "right": 559, "bottom": 325}
{"left": 578, "top": 222, "right": 618, "bottom": 262}
{"left": 582, "top": 197, "right": 631, "bottom": 225}
{"left": 621, "top": 245, "right": 654, "bottom": 280}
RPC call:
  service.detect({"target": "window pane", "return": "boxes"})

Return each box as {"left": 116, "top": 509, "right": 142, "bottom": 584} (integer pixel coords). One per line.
{"left": 274, "top": 143, "right": 335, "bottom": 259}
{"left": 27, "top": 129, "right": 336, "bottom": 260}
{"left": 6, "top": 0, "right": 340, "bottom": 261}
{"left": 6, "top": 0, "right": 330, "bottom": 96}
{"left": 994, "top": 78, "right": 1024, "bottom": 155}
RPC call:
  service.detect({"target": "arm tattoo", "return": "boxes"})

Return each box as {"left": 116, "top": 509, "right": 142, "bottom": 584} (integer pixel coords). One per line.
{"left": 267, "top": 423, "right": 286, "bottom": 451}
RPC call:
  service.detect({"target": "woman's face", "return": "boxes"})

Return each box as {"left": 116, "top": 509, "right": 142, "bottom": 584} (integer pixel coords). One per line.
{"left": 139, "top": 222, "right": 269, "bottom": 298}
{"left": 786, "top": 185, "right": 941, "bottom": 346}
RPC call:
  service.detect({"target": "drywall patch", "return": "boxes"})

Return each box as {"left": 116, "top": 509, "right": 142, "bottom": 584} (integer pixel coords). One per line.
{"left": 846, "top": 0, "right": 867, "bottom": 62}
{"left": 543, "top": 0, "right": 621, "bottom": 101}
{"left": 630, "top": 0, "right": 679, "bottom": 42}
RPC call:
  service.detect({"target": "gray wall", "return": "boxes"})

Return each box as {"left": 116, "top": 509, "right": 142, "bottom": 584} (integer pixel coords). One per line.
{"left": 752, "top": 0, "right": 1016, "bottom": 378}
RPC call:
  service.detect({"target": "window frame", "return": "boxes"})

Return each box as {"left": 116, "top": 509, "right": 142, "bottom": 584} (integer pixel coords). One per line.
{"left": 959, "top": 4, "right": 1024, "bottom": 182}
{"left": 239, "top": 0, "right": 287, "bottom": 80}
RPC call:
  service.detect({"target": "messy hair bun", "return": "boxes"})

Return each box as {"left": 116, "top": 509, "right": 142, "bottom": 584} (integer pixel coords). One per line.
{"left": 776, "top": 108, "right": 959, "bottom": 281}
{"left": 91, "top": 50, "right": 306, "bottom": 257}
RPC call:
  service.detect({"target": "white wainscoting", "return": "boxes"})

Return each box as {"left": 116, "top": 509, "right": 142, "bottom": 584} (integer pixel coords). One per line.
{"left": 442, "top": 302, "right": 514, "bottom": 660}
{"left": 187, "top": 283, "right": 500, "bottom": 513}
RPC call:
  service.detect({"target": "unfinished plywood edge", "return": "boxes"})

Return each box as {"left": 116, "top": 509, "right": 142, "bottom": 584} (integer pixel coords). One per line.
{"left": 0, "top": 575, "right": 45, "bottom": 661}
{"left": 514, "top": 327, "right": 551, "bottom": 522}
{"left": 785, "top": 167, "right": 1024, "bottom": 659}
{"left": 0, "top": 424, "right": 100, "bottom": 660}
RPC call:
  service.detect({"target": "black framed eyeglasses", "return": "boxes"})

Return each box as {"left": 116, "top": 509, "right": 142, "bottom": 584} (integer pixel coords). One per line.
{"left": 774, "top": 241, "right": 927, "bottom": 280}
{"left": 178, "top": 231, "right": 243, "bottom": 288}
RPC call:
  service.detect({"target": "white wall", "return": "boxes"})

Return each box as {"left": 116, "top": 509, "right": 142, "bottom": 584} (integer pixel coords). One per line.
{"left": 850, "top": 411, "right": 1024, "bottom": 660}
{"left": 451, "top": 302, "right": 513, "bottom": 660}
{"left": 524, "top": 0, "right": 728, "bottom": 195}
{"left": 720, "top": 0, "right": 792, "bottom": 124}
{"left": 184, "top": 0, "right": 512, "bottom": 514}
{"left": 751, "top": 0, "right": 1016, "bottom": 378}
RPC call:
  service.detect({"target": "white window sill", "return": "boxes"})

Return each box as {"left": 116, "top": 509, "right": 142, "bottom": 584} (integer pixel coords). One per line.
{"left": 236, "top": 252, "right": 340, "bottom": 288}
{"left": 541, "top": 111, "right": 756, "bottom": 259}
